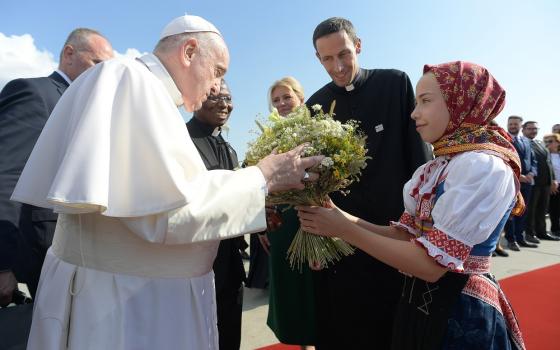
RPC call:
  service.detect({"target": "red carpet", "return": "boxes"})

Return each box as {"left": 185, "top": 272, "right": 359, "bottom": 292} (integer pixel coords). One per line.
{"left": 256, "top": 345, "right": 299, "bottom": 350}
{"left": 499, "top": 263, "right": 560, "bottom": 350}
{"left": 257, "top": 264, "right": 560, "bottom": 350}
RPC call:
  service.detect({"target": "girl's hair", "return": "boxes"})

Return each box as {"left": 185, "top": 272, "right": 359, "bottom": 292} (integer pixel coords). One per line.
{"left": 268, "top": 76, "right": 304, "bottom": 111}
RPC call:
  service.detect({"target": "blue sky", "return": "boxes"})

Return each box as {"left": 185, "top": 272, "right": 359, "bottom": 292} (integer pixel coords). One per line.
{"left": 1, "top": 0, "right": 559, "bottom": 157}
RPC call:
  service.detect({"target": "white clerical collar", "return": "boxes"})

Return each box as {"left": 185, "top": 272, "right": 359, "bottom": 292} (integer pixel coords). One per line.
{"left": 137, "top": 53, "right": 183, "bottom": 107}
{"left": 212, "top": 124, "right": 231, "bottom": 137}
{"left": 55, "top": 69, "right": 72, "bottom": 84}
{"left": 344, "top": 69, "right": 366, "bottom": 92}
{"left": 221, "top": 123, "right": 230, "bottom": 136}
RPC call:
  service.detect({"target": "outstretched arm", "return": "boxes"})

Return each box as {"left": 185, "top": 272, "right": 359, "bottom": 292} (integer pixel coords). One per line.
{"left": 297, "top": 203, "right": 447, "bottom": 282}
{"left": 120, "top": 145, "right": 324, "bottom": 245}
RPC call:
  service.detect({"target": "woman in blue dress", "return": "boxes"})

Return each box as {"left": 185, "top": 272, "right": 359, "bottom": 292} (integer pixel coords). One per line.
{"left": 297, "top": 62, "right": 525, "bottom": 349}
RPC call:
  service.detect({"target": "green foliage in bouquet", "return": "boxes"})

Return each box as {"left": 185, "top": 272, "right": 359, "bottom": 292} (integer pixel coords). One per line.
{"left": 244, "top": 102, "right": 370, "bottom": 271}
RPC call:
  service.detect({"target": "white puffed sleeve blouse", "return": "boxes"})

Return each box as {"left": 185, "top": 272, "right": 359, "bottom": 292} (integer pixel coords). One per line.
{"left": 393, "top": 152, "right": 516, "bottom": 271}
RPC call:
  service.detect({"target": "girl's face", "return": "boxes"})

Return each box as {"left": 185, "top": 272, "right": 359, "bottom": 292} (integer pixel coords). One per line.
{"left": 271, "top": 86, "right": 302, "bottom": 117}
{"left": 411, "top": 73, "right": 451, "bottom": 143}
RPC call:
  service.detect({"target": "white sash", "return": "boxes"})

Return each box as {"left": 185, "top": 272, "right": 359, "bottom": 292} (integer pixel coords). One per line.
{"left": 51, "top": 213, "right": 219, "bottom": 278}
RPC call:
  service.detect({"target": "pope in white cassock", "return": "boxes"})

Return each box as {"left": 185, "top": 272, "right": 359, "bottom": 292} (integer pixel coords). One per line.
{"left": 11, "top": 15, "right": 321, "bottom": 350}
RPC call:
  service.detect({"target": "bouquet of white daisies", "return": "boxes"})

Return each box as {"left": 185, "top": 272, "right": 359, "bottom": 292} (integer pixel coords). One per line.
{"left": 244, "top": 102, "right": 369, "bottom": 271}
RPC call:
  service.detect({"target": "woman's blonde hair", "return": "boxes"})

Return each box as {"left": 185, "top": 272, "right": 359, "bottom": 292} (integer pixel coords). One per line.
{"left": 544, "top": 133, "right": 560, "bottom": 143}
{"left": 268, "top": 76, "right": 304, "bottom": 111}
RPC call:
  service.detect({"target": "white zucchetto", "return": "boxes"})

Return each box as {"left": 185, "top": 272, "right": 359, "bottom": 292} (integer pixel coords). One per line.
{"left": 160, "top": 14, "right": 222, "bottom": 39}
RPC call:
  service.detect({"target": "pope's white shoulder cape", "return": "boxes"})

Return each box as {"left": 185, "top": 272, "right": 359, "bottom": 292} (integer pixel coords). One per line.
{"left": 12, "top": 57, "right": 207, "bottom": 217}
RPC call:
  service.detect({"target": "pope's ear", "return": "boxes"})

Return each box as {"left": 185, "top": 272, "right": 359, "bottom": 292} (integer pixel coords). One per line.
{"left": 180, "top": 38, "right": 198, "bottom": 66}
{"left": 315, "top": 51, "right": 321, "bottom": 62}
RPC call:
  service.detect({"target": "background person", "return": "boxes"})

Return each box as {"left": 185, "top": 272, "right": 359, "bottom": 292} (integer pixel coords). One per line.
{"left": 186, "top": 79, "right": 246, "bottom": 350}
{"left": 264, "top": 77, "right": 316, "bottom": 349}
{"left": 544, "top": 133, "right": 560, "bottom": 236}
{"left": 0, "top": 28, "right": 113, "bottom": 306}
{"left": 523, "top": 121, "right": 560, "bottom": 242}
{"left": 504, "top": 115, "right": 539, "bottom": 251}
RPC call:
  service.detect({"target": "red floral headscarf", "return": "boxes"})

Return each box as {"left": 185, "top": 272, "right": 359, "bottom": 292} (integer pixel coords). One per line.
{"left": 425, "top": 61, "right": 525, "bottom": 216}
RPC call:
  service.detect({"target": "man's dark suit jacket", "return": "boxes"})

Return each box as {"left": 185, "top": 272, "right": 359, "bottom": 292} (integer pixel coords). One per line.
{"left": 512, "top": 135, "right": 537, "bottom": 177}
{"left": 531, "top": 138, "right": 555, "bottom": 186}
{"left": 0, "top": 71, "right": 69, "bottom": 296}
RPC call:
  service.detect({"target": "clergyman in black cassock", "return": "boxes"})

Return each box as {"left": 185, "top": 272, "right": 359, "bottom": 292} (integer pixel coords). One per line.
{"left": 186, "top": 80, "right": 246, "bottom": 350}
{"left": 306, "top": 18, "right": 432, "bottom": 349}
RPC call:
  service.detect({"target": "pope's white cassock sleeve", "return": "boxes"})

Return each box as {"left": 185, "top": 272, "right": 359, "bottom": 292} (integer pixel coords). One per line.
{"left": 121, "top": 167, "right": 266, "bottom": 244}
{"left": 11, "top": 54, "right": 266, "bottom": 350}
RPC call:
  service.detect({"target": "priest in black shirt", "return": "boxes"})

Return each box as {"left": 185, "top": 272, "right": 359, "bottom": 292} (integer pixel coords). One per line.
{"left": 186, "top": 79, "right": 246, "bottom": 350}
{"left": 306, "top": 18, "right": 432, "bottom": 349}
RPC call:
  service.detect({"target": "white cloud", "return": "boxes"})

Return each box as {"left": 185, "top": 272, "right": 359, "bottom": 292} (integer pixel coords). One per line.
{"left": 0, "top": 33, "right": 57, "bottom": 89}
{"left": 0, "top": 32, "right": 145, "bottom": 90}
{"left": 113, "top": 48, "right": 145, "bottom": 59}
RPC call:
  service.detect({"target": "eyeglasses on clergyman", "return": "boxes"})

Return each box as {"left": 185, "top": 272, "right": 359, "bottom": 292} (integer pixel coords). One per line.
{"left": 207, "top": 95, "right": 232, "bottom": 103}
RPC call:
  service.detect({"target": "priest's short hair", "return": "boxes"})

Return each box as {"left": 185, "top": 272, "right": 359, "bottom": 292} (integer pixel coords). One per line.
{"left": 312, "top": 17, "right": 359, "bottom": 49}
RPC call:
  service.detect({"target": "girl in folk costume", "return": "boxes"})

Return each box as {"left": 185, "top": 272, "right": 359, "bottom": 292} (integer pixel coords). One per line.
{"left": 297, "top": 61, "right": 525, "bottom": 349}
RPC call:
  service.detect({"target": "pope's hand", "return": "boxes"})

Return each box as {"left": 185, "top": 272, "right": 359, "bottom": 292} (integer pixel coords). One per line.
{"left": 257, "top": 144, "right": 323, "bottom": 193}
